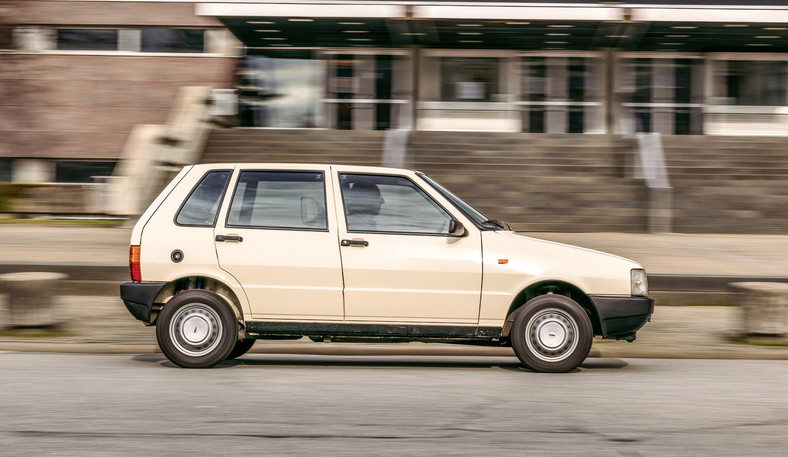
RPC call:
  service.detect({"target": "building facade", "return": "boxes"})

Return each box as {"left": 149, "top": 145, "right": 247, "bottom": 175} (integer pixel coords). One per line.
{"left": 2, "top": 0, "right": 788, "bottom": 182}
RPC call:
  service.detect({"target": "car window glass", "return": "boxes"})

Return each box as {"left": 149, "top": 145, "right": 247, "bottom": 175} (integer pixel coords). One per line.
{"left": 175, "top": 170, "right": 231, "bottom": 226}
{"left": 340, "top": 174, "right": 452, "bottom": 234}
{"left": 227, "top": 171, "right": 327, "bottom": 230}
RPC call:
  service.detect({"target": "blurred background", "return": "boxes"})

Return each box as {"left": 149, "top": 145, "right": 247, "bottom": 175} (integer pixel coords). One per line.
{"left": 1, "top": 0, "right": 788, "bottom": 235}
{"left": 1, "top": 6, "right": 788, "bottom": 454}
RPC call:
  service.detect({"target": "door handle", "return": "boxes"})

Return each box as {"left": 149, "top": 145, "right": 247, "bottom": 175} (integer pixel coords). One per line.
{"left": 216, "top": 234, "right": 243, "bottom": 242}
{"left": 341, "top": 239, "right": 369, "bottom": 247}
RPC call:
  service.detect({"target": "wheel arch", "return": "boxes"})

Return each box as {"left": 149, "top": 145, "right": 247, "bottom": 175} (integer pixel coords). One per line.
{"left": 502, "top": 279, "right": 601, "bottom": 337}
{"left": 151, "top": 275, "right": 244, "bottom": 325}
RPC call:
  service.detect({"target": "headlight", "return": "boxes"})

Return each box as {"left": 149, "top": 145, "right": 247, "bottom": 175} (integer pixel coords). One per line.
{"left": 631, "top": 269, "right": 648, "bottom": 296}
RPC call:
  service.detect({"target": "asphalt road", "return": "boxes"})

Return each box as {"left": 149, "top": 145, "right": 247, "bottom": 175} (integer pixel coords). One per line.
{"left": 1, "top": 353, "right": 787, "bottom": 456}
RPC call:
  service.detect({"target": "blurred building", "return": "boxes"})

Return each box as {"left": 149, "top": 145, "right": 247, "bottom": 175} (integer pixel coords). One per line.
{"left": 3, "top": 0, "right": 788, "bottom": 181}
{"left": 1, "top": 1, "right": 788, "bottom": 232}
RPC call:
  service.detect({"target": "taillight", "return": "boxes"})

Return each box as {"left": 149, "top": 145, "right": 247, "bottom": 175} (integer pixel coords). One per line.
{"left": 129, "top": 245, "right": 141, "bottom": 281}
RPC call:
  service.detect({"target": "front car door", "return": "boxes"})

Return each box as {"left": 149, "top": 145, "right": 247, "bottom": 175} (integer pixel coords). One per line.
{"left": 333, "top": 168, "right": 483, "bottom": 323}
{"left": 214, "top": 165, "right": 345, "bottom": 320}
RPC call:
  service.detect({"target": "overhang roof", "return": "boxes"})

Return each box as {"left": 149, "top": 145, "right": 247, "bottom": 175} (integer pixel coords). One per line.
{"left": 197, "top": 1, "right": 788, "bottom": 52}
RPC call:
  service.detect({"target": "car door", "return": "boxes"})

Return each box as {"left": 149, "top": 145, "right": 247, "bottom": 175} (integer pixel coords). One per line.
{"left": 214, "top": 165, "right": 345, "bottom": 320}
{"left": 333, "top": 169, "right": 483, "bottom": 323}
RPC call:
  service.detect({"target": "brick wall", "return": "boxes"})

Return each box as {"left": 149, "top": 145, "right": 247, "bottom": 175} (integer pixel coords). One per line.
{"left": 0, "top": 1, "right": 236, "bottom": 161}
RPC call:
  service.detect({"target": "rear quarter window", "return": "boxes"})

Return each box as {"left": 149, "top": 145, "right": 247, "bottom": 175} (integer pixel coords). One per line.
{"left": 175, "top": 170, "right": 232, "bottom": 226}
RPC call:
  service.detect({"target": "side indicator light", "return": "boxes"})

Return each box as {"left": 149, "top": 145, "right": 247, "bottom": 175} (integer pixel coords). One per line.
{"left": 498, "top": 259, "right": 509, "bottom": 264}
{"left": 129, "top": 245, "right": 141, "bottom": 281}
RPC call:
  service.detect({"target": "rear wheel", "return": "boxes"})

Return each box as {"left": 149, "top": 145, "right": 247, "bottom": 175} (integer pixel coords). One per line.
{"left": 156, "top": 290, "right": 237, "bottom": 368}
{"left": 510, "top": 295, "right": 593, "bottom": 373}
{"left": 227, "top": 338, "right": 256, "bottom": 360}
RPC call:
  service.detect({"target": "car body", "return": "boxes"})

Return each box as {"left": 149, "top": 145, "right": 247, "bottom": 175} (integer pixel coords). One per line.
{"left": 120, "top": 163, "right": 653, "bottom": 372}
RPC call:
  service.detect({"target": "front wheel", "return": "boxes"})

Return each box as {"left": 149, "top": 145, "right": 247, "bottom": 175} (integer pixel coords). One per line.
{"left": 510, "top": 295, "right": 593, "bottom": 373}
{"left": 156, "top": 290, "right": 238, "bottom": 368}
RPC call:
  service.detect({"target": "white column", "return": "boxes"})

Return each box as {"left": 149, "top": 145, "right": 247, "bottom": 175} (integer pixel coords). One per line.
{"left": 546, "top": 57, "right": 567, "bottom": 133}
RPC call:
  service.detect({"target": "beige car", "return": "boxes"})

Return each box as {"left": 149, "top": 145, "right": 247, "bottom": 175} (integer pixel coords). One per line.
{"left": 121, "top": 163, "right": 653, "bottom": 372}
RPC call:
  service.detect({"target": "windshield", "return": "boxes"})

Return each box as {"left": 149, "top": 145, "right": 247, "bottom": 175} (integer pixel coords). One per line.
{"left": 418, "top": 173, "right": 502, "bottom": 230}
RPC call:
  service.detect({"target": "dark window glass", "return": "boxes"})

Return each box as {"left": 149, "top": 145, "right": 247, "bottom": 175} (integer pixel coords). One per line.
{"left": 176, "top": 171, "right": 232, "bottom": 227}
{"left": 528, "top": 108, "right": 545, "bottom": 133}
{"left": 568, "top": 58, "right": 586, "bottom": 103}
{"left": 339, "top": 174, "right": 451, "bottom": 234}
{"left": 725, "top": 61, "right": 786, "bottom": 106}
{"left": 635, "top": 110, "right": 652, "bottom": 133}
{"left": 57, "top": 29, "right": 118, "bottom": 51}
{"left": 141, "top": 29, "right": 204, "bottom": 53}
{"left": 633, "top": 59, "right": 652, "bottom": 104}
{"left": 227, "top": 171, "right": 326, "bottom": 230}
{"left": 0, "top": 159, "right": 12, "bottom": 182}
{"left": 55, "top": 161, "right": 116, "bottom": 183}
{"left": 674, "top": 109, "right": 690, "bottom": 135}
{"left": 568, "top": 108, "right": 584, "bottom": 133}
{"left": 0, "top": 27, "right": 13, "bottom": 49}
{"left": 674, "top": 60, "right": 692, "bottom": 104}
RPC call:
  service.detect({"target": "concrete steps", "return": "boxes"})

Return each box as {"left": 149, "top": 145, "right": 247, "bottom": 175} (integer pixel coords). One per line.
{"left": 408, "top": 132, "right": 644, "bottom": 232}
{"left": 661, "top": 135, "right": 788, "bottom": 234}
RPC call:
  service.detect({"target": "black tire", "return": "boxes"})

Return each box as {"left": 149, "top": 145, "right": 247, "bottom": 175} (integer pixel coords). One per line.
{"left": 510, "top": 295, "right": 593, "bottom": 373}
{"left": 226, "top": 338, "right": 256, "bottom": 360}
{"left": 156, "top": 290, "right": 238, "bottom": 368}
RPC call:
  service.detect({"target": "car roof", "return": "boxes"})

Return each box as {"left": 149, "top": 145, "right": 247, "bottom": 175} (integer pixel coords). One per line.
{"left": 192, "top": 163, "right": 420, "bottom": 175}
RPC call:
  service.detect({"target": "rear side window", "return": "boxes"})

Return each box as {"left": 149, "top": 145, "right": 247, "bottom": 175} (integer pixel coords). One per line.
{"left": 227, "top": 171, "right": 327, "bottom": 230}
{"left": 175, "top": 170, "right": 232, "bottom": 226}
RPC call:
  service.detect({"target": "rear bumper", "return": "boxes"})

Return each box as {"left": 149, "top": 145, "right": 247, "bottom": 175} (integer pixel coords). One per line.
{"left": 120, "top": 282, "right": 167, "bottom": 324}
{"left": 589, "top": 295, "right": 654, "bottom": 340}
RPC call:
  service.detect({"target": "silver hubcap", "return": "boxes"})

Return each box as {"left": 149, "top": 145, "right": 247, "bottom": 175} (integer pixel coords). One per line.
{"left": 169, "top": 303, "right": 222, "bottom": 357}
{"left": 525, "top": 308, "right": 579, "bottom": 362}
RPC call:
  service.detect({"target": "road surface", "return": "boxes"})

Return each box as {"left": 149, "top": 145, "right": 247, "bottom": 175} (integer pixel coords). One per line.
{"left": 1, "top": 353, "right": 787, "bottom": 456}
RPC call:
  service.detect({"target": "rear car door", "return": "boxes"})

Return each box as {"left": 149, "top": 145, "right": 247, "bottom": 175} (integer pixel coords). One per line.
{"left": 214, "top": 165, "right": 345, "bottom": 320}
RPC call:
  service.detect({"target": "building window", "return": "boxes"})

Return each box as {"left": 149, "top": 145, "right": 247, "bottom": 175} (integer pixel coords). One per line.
{"left": 439, "top": 57, "right": 500, "bottom": 102}
{"left": 55, "top": 161, "right": 116, "bottom": 183}
{"left": 0, "top": 27, "right": 13, "bottom": 49}
{"left": 721, "top": 61, "right": 786, "bottom": 106}
{"left": 53, "top": 28, "right": 207, "bottom": 53}
{"left": 0, "top": 159, "right": 11, "bottom": 182}
{"left": 237, "top": 55, "right": 325, "bottom": 128}
{"left": 141, "top": 29, "right": 204, "bottom": 53}
{"left": 56, "top": 29, "right": 118, "bottom": 51}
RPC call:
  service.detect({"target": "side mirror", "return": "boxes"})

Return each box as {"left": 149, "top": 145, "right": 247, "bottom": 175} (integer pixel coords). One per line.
{"left": 448, "top": 219, "right": 467, "bottom": 237}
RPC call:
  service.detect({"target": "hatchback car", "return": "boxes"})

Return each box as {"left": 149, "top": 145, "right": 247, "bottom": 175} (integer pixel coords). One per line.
{"left": 121, "top": 163, "right": 653, "bottom": 372}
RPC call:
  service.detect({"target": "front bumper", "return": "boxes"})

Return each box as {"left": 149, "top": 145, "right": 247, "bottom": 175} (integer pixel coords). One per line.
{"left": 589, "top": 295, "right": 654, "bottom": 340}
{"left": 120, "top": 282, "right": 167, "bottom": 324}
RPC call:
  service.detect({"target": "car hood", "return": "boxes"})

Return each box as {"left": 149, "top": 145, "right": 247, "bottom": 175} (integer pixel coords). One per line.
{"left": 481, "top": 231, "right": 644, "bottom": 296}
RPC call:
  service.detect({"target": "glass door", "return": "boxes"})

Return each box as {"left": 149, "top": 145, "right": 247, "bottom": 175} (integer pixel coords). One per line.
{"left": 519, "top": 54, "right": 605, "bottom": 134}
{"left": 321, "top": 50, "right": 412, "bottom": 130}
{"left": 236, "top": 54, "right": 325, "bottom": 128}
{"left": 618, "top": 56, "right": 704, "bottom": 135}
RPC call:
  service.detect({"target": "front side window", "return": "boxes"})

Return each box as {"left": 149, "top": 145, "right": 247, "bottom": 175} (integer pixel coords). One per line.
{"left": 175, "top": 170, "right": 231, "bottom": 226}
{"left": 340, "top": 174, "right": 452, "bottom": 234}
{"left": 227, "top": 171, "right": 327, "bottom": 230}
